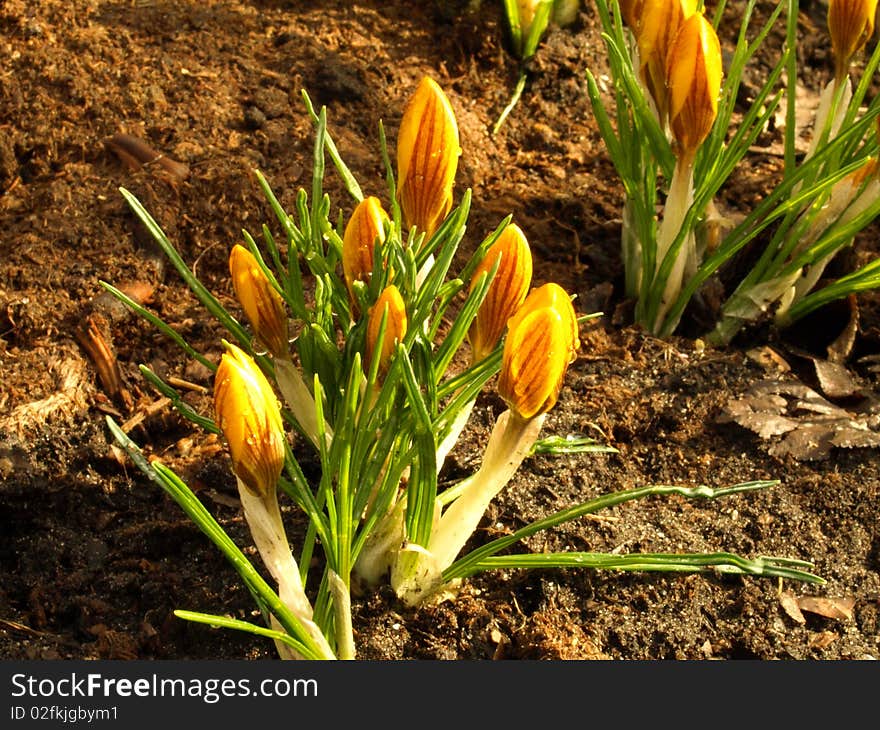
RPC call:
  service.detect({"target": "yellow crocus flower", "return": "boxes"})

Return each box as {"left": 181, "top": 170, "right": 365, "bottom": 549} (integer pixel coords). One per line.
{"left": 828, "top": 0, "right": 879, "bottom": 82}
{"left": 366, "top": 285, "right": 408, "bottom": 375}
{"left": 229, "top": 244, "right": 289, "bottom": 358}
{"left": 497, "top": 282, "right": 579, "bottom": 420}
{"left": 396, "top": 76, "right": 461, "bottom": 240}
{"left": 637, "top": 0, "right": 698, "bottom": 124}
{"left": 666, "top": 12, "right": 723, "bottom": 160}
{"left": 342, "top": 196, "right": 389, "bottom": 311}
{"left": 619, "top": 0, "right": 647, "bottom": 33}
{"left": 213, "top": 342, "right": 285, "bottom": 498}
{"left": 467, "top": 223, "right": 533, "bottom": 363}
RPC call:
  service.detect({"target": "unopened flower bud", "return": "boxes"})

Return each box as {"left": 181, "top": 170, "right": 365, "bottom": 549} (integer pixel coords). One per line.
{"left": 342, "top": 196, "right": 389, "bottom": 310}
{"left": 229, "top": 244, "right": 289, "bottom": 358}
{"left": 467, "top": 223, "right": 533, "bottom": 363}
{"left": 666, "top": 12, "right": 723, "bottom": 159}
{"left": 619, "top": 0, "right": 647, "bottom": 33}
{"left": 517, "top": 0, "right": 544, "bottom": 30}
{"left": 397, "top": 76, "right": 461, "bottom": 239}
{"left": 366, "top": 285, "right": 408, "bottom": 375}
{"left": 828, "top": 0, "right": 879, "bottom": 81}
{"left": 497, "top": 283, "right": 579, "bottom": 420}
{"left": 637, "top": 0, "right": 698, "bottom": 123}
{"left": 213, "top": 343, "right": 285, "bottom": 498}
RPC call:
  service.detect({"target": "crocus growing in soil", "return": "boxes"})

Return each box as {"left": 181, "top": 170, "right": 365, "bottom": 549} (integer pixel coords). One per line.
{"left": 214, "top": 342, "right": 334, "bottom": 660}
{"left": 342, "top": 195, "right": 389, "bottom": 313}
{"left": 653, "top": 12, "right": 722, "bottom": 332}
{"left": 396, "top": 76, "right": 461, "bottom": 242}
{"left": 393, "top": 283, "right": 579, "bottom": 606}
{"left": 435, "top": 221, "right": 534, "bottom": 473}
{"left": 229, "top": 244, "right": 289, "bottom": 359}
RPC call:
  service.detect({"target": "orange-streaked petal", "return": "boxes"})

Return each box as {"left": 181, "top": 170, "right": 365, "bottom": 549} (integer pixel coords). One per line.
{"left": 666, "top": 13, "right": 723, "bottom": 158}
{"left": 229, "top": 244, "right": 289, "bottom": 358}
{"left": 619, "top": 0, "right": 647, "bottom": 33}
{"left": 828, "top": 0, "right": 879, "bottom": 80}
{"left": 213, "top": 343, "right": 285, "bottom": 498}
{"left": 342, "top": 196, "right": 389, "bottom": 309}
{"left": 366, "top": 285, "right": 408, "bottom": 376}
{"left": 467, "top": 223, "right": 533, "bottom": 363}
{"left": 396, "top": 76, "right": 461, "bottom": 240}
{"left": 498, "top": 283, "right": 579, "bottom": 419}
{"left": 637, "top": 0, "right": 698, "bottom": 123}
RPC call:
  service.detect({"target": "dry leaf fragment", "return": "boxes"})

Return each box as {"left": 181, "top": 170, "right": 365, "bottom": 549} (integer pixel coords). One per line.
{"left": 797, "top": 596, "right": 855, "bottom": 621}
{"left": 812, "top": 358, "right": 863, "bottom": 400}
{"left": 779, "top": 590, "right": 806, "bottom": 624}
{"left": 719, "top": 379, "right": 880, "bottom": 459}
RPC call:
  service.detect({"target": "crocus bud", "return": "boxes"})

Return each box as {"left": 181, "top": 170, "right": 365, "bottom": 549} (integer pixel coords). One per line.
{"left": 619, "top": 0, "right": 646, "bottom": 32}
{"left": 637, "top": 0, "right": 698, "bottom": 123}
{"left": 229, "top": 244, "right": 289, "bottom": 358}
{"left": 467, "top": 223, "right": 533, "bottom": 363}
{"left": 396, "top": 76, "right": 461, "bottom": 239}
{"left": 342, "top": 196, "right": 389, "bottom": 309}
{"left": 828, "top": 0, "right": 879, "bottom": 81}
{"left": 497, "top": 283, "right": 579, "bottom": 420}
{"left": 666, "top": 12, "right": 723, "bottom": 159}
{"left": 366, "top": 285, "right": 408, "bottom": 375}
{"left": 517, "top": 0, "right": 543, "bottom": 30}
{"left": 213, "top": 343, "right": 286, "bottom": 498}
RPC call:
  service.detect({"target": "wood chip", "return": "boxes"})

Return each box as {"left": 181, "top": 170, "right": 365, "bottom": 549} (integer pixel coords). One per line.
{"left": 104, "top": 133, "right": 190, "bottom": 182}
{"left": 746, "top": 346, "right": 791, "bottom": 373}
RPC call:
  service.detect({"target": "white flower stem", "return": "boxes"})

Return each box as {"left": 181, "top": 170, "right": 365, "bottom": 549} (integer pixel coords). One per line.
{"left": 805, "top": 77, "right": 852, "bottom": 162}
{"left": 237, "top": 478, "right": 335, "bottom": 659}
{"left": 352, "top": 497, "right": 405, "bottom": 586}
{"left": 653, "top": 152, "right": 696, "bottom": 333}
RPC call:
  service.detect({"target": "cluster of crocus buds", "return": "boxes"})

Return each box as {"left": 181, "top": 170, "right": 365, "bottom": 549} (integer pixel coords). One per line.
{"left": 229, "top": 244, "right": 289, "bottom": 359}
{"left": 396, "top": 76, "right": 461, "bottom": 241}
{"left": 828, "top": 0, "right": 879, "bottom": 83}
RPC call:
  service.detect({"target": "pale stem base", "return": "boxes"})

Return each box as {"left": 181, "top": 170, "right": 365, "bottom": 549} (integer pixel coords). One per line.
{"left": 237, "top": 478, "right": 335, "bottom": 659}
{"left": 392, "top": 409, "right": 545, "bottom": 606}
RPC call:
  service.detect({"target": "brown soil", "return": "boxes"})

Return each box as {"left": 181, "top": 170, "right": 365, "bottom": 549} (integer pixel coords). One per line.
{"left": 1, "top": 0, "right": 878, "bottom": 661}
